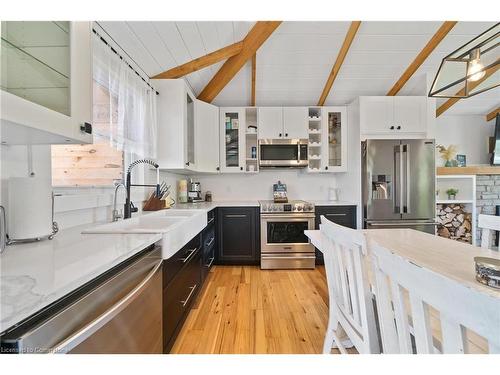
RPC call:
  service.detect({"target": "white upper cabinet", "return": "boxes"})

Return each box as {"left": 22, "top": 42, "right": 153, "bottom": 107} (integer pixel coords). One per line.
{"left": 359, "top": 96, "right": 428, "bottom": 139}
{"left": 220, "top": 107, "right": 246, "bottom": 173}
{"left": 393, "top": 96, "right": 427, "bottom": 134}
{"left": 258, "top": 107, "right": 283, "bottom": 139}
{"left": 154, "top": 79, "right": 198, "bottom": 172}
{"left": 321, "top": 107, "right": 348, "bottom": 172}
{"left": 0, "top": 21, "right": 93, "bottom": 145}
{"left": 195, "top": 100, "right": 219, "bottom": 173}
{"left": 359, "top": 97, "right": 394, "bottom": 134}
{"left": 258, "top": 107, "right": 308, "bottom": 139}
{"left": 283, "top": 107, "right": 308, "bottom": 139}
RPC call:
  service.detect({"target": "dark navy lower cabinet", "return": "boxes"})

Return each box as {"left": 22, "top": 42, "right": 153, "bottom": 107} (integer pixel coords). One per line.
{"left": 315, "top": 205, "right": 357, "bottom": 265}
{"left": 217, "top": 207, "right": 260, "bottom": 265}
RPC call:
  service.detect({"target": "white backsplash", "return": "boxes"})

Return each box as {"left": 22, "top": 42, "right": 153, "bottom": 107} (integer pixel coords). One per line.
{"left": 191, "top": 169, "right": 339, "bottom": 202}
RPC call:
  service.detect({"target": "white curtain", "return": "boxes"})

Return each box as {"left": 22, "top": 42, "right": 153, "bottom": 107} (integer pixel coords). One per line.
{"left": 92, "top": 32, "right": 157, "bottom": 158}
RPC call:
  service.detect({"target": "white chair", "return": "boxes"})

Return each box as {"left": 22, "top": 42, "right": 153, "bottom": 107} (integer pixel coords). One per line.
{"left": 371, "top": 242, "right": 500, "bottom": 354}
{"left": 478, "top": 214, "right": 500, "bottom": 250}
{"left": 319, "top": 216, "right": 380, "bottom": 354}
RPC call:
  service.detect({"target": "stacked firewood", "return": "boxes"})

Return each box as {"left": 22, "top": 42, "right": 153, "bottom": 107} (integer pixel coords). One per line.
{"left": 436, "top": 203, "right": 472, "bottom": 243}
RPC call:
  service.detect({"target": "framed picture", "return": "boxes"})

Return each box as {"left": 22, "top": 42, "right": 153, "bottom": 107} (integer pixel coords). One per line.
{"left": 456, "top": 154, "right": 466, "bottom": 167}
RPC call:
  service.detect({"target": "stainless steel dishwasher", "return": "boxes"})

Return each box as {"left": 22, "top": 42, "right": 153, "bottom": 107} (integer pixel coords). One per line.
{"left": 0, "top": 244, "right": 163, "bottom": 354}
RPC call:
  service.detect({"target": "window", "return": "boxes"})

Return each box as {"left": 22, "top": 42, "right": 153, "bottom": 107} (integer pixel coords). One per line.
{"left": 51, "top": 30, "right": 157, "bottom": 187}
{"left": 51, "top": 81, "right": 124, "bottom": 186}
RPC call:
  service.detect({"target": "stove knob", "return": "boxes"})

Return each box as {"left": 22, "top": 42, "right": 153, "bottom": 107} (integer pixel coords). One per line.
{"left": 297, "top": 205, "right": 303, "bottom": 211}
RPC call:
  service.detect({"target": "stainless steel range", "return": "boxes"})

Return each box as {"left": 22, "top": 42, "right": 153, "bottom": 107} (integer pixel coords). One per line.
{"left": 259, "top": 200, "right": 315, "bottom": 269}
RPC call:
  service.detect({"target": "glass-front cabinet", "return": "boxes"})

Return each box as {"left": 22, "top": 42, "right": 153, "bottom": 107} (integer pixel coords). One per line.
{"left": 321, "top": 106, "right": 347, "bottom": 172}
{"left": 0, "top": 21, "right": 92, "bottom": 144}
{"left": 220, "top": 108, "right": 246, "bottom": 173}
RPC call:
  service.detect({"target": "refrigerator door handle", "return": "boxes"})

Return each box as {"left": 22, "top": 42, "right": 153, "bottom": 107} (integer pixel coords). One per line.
{"left": 394, "top": 144, "right": 404, "bottom": 214}
{"left": 393, "top": 145, "right": 400, "bottom": 214}
{"left": 403, "top": 144, "right": 411, "bottom": 214}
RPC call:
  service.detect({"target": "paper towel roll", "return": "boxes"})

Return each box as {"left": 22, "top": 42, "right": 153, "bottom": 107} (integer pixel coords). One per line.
{"left": 8, "top": 177, "right": 53, "bottom": 240}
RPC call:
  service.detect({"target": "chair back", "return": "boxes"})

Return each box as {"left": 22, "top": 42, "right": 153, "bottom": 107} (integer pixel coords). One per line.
{"left": 320, "top": 216, "right": 379, "bottom": 354}
{"left": 371, "top": 242, "right": 500, "bottom": 354}
{"left": 478, "top": 214, "right": 500, "bottom": 250}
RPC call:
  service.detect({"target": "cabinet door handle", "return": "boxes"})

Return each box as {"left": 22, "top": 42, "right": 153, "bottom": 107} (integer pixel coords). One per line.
{"left": 325, "top": 213, "right": 347, "bottom": 217}
{"left": 397, "top": 125, "right": 401, "bottom": 130}
{"left": 240, "top": 166, "right": 243, "bottom": 171}
{"left": 279, "top": 133, "right": 282, "bottom": 137}
{"left": 225, "top": 214, "right": 247, "bottom": 218}
{"left": 180, "top": 247, "right": 198, "bottom": 263}
{"left": 206, "top": 237, "right": 215, "bottom": 247}
{"left": 180, "top": 285, "right": 197, "bottom": 307}
{"left": 186, "top": 162, "right": 190, "bottom": 166}
{"left": 390, "top": 126, "right": 395, "bottom": 130}
{"left": 207, "top": 217, "right": 215, "bottom": 225}
{"left": 285, "top": 133, "right": 288, "bottom": 137}
{"left": 205, "top": 257, "right": 215, "bottom": 268}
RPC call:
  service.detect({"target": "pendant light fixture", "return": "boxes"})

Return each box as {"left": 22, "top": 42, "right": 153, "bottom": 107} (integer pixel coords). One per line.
{"left": 429, "top": 22, "right": 499, "bottom": 98}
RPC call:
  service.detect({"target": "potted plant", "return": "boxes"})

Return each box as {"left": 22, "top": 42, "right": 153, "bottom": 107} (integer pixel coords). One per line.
{"left": 436, "top": 144, "right": 458, "bottom": 167}
{"left": 446, "top": 188, "right": 459, "bottom": 200}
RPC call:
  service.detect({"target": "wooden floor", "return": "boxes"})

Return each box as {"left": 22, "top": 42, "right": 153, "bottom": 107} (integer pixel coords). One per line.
{"left": 171, "top": 265, "right": 335, "bottom": 354}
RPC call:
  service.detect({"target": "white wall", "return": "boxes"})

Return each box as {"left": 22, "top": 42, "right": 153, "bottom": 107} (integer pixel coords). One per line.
{"left": 192, "top": 169, "right": 339, "bottom": 202}
{"left": 431, "top": 114, "right": 495, "bottom": 166}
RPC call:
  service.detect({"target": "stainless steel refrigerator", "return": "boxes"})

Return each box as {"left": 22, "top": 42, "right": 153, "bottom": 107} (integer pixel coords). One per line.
{"left": 362, "top": 139, "right": 437, "bottom": 233}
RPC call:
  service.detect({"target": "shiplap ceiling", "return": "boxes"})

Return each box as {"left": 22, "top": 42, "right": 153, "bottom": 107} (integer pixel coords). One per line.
{"left": 98, "top": 21, "right": 499, "bottom": 116}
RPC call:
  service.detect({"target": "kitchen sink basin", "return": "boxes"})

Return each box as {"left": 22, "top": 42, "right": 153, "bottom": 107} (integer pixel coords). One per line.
{"left": 82, "top": 209, "right": 208, "bottom": 259}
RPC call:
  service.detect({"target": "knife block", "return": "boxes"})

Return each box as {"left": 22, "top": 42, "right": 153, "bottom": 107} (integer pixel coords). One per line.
{"left": 142, "top": 194, "right": 165, "bottom": 211}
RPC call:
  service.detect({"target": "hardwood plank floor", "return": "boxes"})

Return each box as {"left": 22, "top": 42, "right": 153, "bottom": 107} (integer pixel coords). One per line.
{"left": 171, "top": 265, "right": 335, "bottom": 354}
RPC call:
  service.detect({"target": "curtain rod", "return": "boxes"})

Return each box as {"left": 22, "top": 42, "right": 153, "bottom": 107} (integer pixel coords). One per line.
{"left": 92, "top": 28, "right": 159, "bottom": 95}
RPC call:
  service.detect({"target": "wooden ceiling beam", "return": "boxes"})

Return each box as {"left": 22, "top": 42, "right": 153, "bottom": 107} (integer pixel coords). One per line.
{"left": 151, "top": 41, "right": 243, "bottom": 79}
{"left": 436, "top": 62, "right": 500, "bottom": 117}
{"left": 251, "top": 53, "right": 256, "bottom": 106}
{"left": 198, "top": 21, "right": 282, "bottom": 103}
{"left": 486, "top": 107, "right": 500, "bottom": 121}
{"left": 317, "top": 21, "right": 361, "bottom": 106}
{"left": 387, "top": 21, "right": 457, "bottom": 96}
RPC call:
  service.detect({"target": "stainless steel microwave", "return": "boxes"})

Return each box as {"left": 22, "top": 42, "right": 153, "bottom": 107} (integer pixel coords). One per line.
{"left": 259, "top": 139, "right": 308, "bottom": 168}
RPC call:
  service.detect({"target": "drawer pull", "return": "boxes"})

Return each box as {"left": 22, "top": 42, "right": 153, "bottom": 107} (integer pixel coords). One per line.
{"left": 180, "top": 247, "right": 198, "bottom": 263}
{"left": 206, "top": 237, "right": 215, "bottom": 247}
{"left": 225, "top": 214, "right": 247, "bottom": 218}
{"left": 205, "top": 257, "right": 215, "bottom": 268}
{"left": 325, "top": 213, "right": 347, "bottom": 217}
{"left": 180, "top": 285, "right": 197, "bottom": 307}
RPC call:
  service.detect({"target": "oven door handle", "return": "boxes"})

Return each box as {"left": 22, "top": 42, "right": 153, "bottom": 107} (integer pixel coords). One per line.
{"left": 261, "top": 214, "right": 315, "bottom": 220}
{"left": 262, "top": 255, "right": 316, "bottom": 259}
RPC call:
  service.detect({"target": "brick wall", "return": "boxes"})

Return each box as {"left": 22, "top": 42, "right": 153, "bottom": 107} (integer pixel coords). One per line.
{"left": 476, "top": 175, "right": 500, "bottom": 245}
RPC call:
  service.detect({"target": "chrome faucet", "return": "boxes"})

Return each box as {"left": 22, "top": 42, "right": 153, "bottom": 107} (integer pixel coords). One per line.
{"left": 112, "top": 183, "right": 127, "bottom": 222}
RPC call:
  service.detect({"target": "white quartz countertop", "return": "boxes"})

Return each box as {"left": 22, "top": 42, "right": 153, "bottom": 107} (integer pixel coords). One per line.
{"left": 309, "top": 200, "right": 358, "bottom": 206}
{"left": 173, "top": 201, "right": 259, "bottom": 210}
{"left": 0, "top": 225, "right": 162, "bottom": 334}
{"left": 174, "top": 200, "right": 357, "bottom": 209}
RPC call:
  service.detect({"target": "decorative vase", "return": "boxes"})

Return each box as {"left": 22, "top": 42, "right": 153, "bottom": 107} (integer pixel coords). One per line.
{"left": 448, "top": 194, "right": 456, "bottom": 200}
{"left": 445, "top": 160, "right": 453, "bottom": 167}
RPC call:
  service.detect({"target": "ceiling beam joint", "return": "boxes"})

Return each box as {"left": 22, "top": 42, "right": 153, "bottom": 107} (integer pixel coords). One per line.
{"left": 198, "top": 21, "right": 282, "bottom": 103}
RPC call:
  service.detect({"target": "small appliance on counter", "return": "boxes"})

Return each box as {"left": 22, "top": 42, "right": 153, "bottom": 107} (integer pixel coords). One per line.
{"left": 273, "top": 180, "right": 288, "bottom": 203}
{"left": 178, "top": 179, "right": 188, "bottom": 203}
{"left": 205, "top": 191, "right": 213, "bottom": 202}
{"left": 188, "top": 179, "right": 203, "bottom": 203}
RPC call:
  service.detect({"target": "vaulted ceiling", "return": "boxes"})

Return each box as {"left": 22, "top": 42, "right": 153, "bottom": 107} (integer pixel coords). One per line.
{"left": 97, "top": 21, "right": 499, "bottom": 117}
